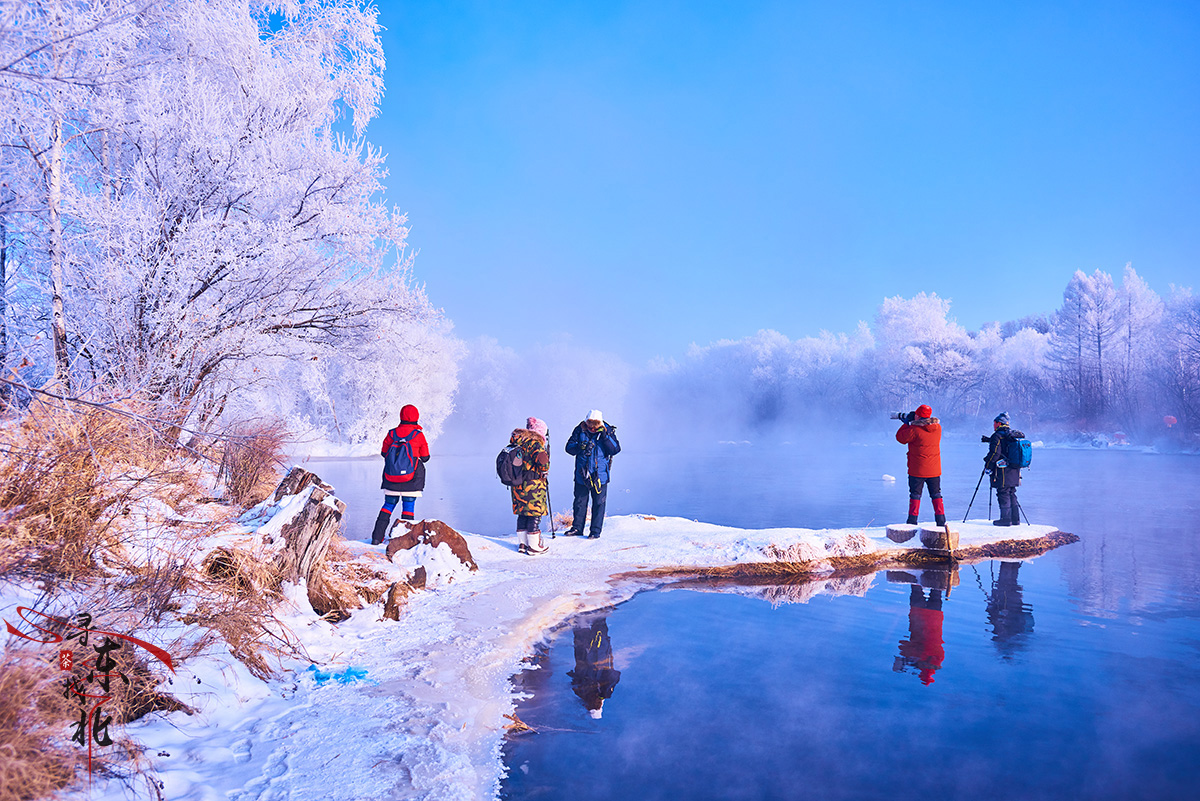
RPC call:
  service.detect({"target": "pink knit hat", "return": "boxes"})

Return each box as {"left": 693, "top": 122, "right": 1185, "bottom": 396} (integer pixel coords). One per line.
{"left": 526, "top": 416, "right": 548, "bottom": 438}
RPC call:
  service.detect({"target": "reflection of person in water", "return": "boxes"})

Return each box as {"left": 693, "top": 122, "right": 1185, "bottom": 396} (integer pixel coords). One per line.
{"left": 895, "top": 584, "right": 945, "bottom": 685}
{"left": 987, "top": 561, "right": 1034, "bottom": 655}
{"left": 568, "top": 617, "right": 622, "bottom": 719}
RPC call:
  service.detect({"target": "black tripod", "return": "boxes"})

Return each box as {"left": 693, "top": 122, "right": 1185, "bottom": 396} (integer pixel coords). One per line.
{"left": 963, "top": 468, "right": 986, "bottom": 522}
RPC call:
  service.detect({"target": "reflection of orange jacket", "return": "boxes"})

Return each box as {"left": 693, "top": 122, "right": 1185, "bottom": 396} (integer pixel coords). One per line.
{"left": 896, "top": 421, "right": 942, "bottom": 478}
{"left": 899, "top": 606, "right": 945, "bottom": 685}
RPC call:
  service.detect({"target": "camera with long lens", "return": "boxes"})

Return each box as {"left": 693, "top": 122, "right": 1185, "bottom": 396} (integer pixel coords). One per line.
{"left": 890, "top": 411, "right": 914, "bottom": 423}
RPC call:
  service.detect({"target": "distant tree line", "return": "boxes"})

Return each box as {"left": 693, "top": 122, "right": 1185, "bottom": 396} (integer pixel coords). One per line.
{"left": 0, "top": 0, "right": 461, "bottom": 442}
{"left": 644, "top": 265, "right": 1200, "bottom": 444}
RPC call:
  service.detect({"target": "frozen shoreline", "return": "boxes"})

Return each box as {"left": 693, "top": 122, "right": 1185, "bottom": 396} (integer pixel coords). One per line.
{"left": 85, "top": 514, "right": 1072, "bottom": 801}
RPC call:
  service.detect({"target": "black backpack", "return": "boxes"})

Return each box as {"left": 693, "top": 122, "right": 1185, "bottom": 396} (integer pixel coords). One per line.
{"left": 496, "top": 444, "right": 528, "bottom": 487}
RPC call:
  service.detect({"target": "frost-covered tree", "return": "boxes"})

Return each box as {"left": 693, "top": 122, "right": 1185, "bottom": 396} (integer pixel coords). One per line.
{"left": 865, "top": 292, "right": 979, "bottom": 417}
{"left": 1113, "top": 264, "right": 1164, "bottom": 423}
{"left": 1159, "top": 288, "right": 1200, "bottom": 433}
{"left": 1049, "top": 269, "right": 1122, "bottom": 422}
{"left": 2, "top": 0, "right": 460, "bottom": 439}
{"left": 0, "top": 0, "right": 146, "bottom": 387}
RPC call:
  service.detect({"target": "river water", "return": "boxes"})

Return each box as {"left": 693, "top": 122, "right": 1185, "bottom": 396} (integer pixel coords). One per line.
{"left": 302, "top": 437, "right": 1200, "bottom": 800}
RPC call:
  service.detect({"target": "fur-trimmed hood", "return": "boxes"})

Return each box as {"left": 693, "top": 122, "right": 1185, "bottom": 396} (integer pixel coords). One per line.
{"left": 511, "top": 428, "right": 545, "bottom": 446}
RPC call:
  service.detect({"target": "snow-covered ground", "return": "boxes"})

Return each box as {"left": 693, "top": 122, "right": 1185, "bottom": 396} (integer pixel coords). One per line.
{"left": 30, "top": 504, "right": 1061, "bottom": 801}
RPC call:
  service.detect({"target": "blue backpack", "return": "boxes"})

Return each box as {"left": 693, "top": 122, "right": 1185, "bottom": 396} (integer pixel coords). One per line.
{"left": 384, "top": 429, "right": 419, "bottom": 480}
{"left": 1005, "top": 433, "right": 1033, "bottom": 469}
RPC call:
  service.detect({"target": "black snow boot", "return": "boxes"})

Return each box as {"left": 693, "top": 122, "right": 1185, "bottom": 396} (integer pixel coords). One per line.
{"left": 370, "top": 511, "right": 391, "bottom": 545}
{"left": 992, "top": 518, "right": 1011, "bottom": 526}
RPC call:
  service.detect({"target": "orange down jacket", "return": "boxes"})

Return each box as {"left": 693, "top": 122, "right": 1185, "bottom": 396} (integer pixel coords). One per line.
{"left": 895, "top": 419, "right": 942, "bottom": 478}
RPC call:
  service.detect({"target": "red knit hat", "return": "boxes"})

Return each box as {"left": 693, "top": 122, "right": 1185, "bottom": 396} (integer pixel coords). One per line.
{"left": 400, "top": 404, "right": 419, "bottom": 423}
{"left": 916, "top": 404, "right": 932, "bottom": 419}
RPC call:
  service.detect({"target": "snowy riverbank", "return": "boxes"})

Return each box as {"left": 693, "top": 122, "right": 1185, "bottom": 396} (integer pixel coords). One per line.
{"left": 50, "top": 505, "right": 1072, "bottom": 801}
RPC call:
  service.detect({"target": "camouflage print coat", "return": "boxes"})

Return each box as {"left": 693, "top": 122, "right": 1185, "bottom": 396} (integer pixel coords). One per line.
{"left": 509, "top": 428, "right": 550, "bottom": 516}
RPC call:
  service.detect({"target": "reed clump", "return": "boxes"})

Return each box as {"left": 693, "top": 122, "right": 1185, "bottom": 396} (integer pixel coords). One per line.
{"left": 216, "top": 420, "right": 288, "bottom": 507}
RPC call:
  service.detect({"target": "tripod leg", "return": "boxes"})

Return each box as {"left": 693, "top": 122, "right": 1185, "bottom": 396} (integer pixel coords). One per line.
{"left": 963, "top": 469, "right": 985, "bottom": 522}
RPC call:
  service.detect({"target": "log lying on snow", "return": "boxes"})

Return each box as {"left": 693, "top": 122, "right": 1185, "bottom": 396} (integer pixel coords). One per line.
{"left": 624, "top": 528, "right": 1080, "bottom": 582}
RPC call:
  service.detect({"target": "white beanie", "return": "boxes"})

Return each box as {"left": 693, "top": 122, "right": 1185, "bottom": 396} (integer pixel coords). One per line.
{"left": 587, "top": 409, "right": 603, "bottom": 422}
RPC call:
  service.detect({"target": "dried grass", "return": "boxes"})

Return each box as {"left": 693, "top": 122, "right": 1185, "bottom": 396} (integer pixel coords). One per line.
{"left": 189, "top": 546, "right": 308, "bottom": 678}
{"left": 0, "top": 397, "right": 313, "bottom": 795}
{"left": 217, "top": 420, "right": 288, "bottom": 508}
{"left": 0, "top": 649, "right": 82, "bottom": 801}
{"left": 0, "top": 397, "right": 214, "bottom": 585}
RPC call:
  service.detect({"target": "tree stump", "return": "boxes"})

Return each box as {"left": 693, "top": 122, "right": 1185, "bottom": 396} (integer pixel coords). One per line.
{"left": 268, "top": 467, "right": 347, "bottom": 587}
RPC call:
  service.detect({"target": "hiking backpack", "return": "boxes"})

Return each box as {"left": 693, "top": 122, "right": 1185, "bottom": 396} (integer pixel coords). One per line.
{"left": 1005, "top": 433, "right": 1033, "bottom": 469}
{"left": 496, "top": 444, "right": 528, "bottom": 487}
{"left": 383, "top": 429, "right": 419, "bottom": 480}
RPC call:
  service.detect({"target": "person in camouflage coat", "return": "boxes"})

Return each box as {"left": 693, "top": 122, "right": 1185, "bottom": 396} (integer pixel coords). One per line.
{"left": 510, "top": 417, "right": 551, "bottom": 554}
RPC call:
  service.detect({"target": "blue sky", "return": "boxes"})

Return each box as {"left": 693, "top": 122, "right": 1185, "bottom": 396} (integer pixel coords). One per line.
{"left": 369, "top": 0, "right": 1200, "bottom": 363}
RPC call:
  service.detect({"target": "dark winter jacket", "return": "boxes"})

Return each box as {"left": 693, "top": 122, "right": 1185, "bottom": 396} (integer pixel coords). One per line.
{"left": 380, "top": 405, "right": 431, "bottom": 492}
{"left": 565, "top": 422, "right": 621, "bottom": 486}
{"left": 568, "top": 618, "right": 621, "bottom": 712}
{"left": 895, "top": 417, "right": 942, "bottom": 478}
{"left": 985, "top": 425, "right": 1023, "bottom": 489}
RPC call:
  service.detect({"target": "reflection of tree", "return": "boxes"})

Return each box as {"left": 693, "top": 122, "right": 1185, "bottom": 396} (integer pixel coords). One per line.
{"left": 567, "top": 617, "right": 621, "bottom": 719}
{"left": 894, "top": 585, "right": 945, "bottom": 686}
{"left": 986, "top": 562, "right": 1034, "bottom": 656}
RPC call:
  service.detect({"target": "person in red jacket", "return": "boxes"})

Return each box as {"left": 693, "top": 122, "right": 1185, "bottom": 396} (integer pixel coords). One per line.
{"left": 370, "top": 404, "right": 431, "bottom": 545}
{"left": 895, "top": 584, "right": 946, "bottom": 686}
{"left": 894, "top": 403, "right": 947, "bottom": 526}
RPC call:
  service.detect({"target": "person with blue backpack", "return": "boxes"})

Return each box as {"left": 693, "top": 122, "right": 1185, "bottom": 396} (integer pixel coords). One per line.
{"left": 984, "top": 412, "right": 1028, "bottom": 526}
{"left": 564, "top": 410, "right": 621, "bottom": 539}
{"left": 370, "top": 404, "right": 431, "bottom": 545}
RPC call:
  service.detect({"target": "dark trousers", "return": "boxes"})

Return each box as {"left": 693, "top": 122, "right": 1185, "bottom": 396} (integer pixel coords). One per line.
{"left": 996, "top": 486, "right": 1019, "bottom": 524}
{"left": 908, "top": 476, "right": 942, "bottom": 500}
{"left": 572, "top": 481, "right": 608, "bottom": 536}
{"left": 517, "top": 514, "right": 542, "bottom": 532}
{"left": 907, "top": 476, "right": 946, "bottom": 525}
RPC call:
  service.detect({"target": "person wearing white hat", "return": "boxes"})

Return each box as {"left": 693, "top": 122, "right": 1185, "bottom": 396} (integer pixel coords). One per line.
{"left": 568, "top": 616, "right": 621, "bottom": 718}
{"left": 563, "top": 409, "right": 621, "bottom": 539}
